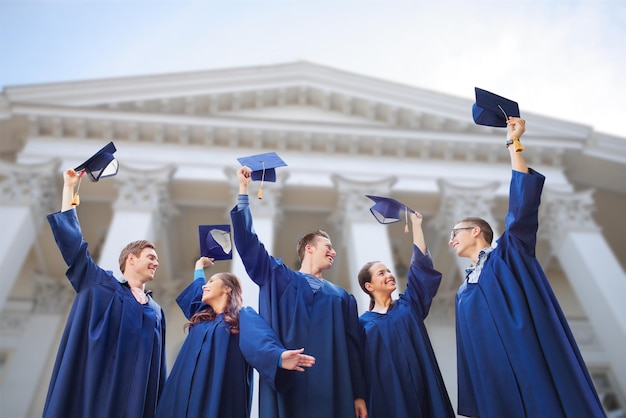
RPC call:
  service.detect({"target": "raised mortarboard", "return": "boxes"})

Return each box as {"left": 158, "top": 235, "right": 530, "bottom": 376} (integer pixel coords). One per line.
{"left": 472, "top": 87, "right": 520, "bottom": 128}
{"left": 199, "top": 224, "right": 233, "bottom": 260}
{"left": 71, "top": 141, "right": 119, "bottom": 207}
{"left": 75, "top": 141, "right": 119, "bottom": 182}
{"left": 237, "top": 151, "right": 287, "bottom": 199}
{"left": 365, "top": 195, "right": 416, "bottom": 233}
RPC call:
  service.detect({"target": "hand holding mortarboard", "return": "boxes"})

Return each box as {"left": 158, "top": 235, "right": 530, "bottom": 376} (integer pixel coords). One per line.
{"left": 70, "top": 142, "right": 119, "bottom": 206}
{"left": 237, "top": 152, "right": 287, "bottom": 199}
{"left": 472, "top": 88, "right": 524, "bottom": 152}
{"left": 194, "top": 257, "right": 215, "bottom": 271}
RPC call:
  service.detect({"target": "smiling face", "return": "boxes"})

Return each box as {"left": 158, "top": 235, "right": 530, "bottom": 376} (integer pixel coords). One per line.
{"left": 129, "top": 247, "right": 159, "bottom": 282}
{"left": 448, "top": 222, "right": 482, "bottom": 260}
{"left": 365, "top": 262, "right": 397, "bottom": 297}
{"left": 309, "top": 236, "right": 336, "bottom": 271}
{"left": 201, "top": 275, "right": 231, "bottom": 308}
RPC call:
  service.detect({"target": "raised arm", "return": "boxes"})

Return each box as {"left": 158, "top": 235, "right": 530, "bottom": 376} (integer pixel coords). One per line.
{"left": 507, "top": 117, "right": 528, "bottom": 174}
{"left": 410, "top": 211, "right": 425, "bottom": 254}
{"left": 61, "top": 169, "right": 82, "bottom": 212}
{"left": 238, "top": 166, "right": 251, "bottom": 195}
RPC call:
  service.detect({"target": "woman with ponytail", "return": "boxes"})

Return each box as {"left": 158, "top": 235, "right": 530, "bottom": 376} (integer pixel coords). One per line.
{"left": 357, "top": 211, "right": 454, "bottom": 418}
{"left": 156, "top": 257, "right": 314, "bottom": 418}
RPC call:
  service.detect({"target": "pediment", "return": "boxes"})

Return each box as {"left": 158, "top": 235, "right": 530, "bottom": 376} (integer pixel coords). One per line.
{"left": 5, "top": 61, "right": 574, "bottom": 137}
{"left": 5, "top": 61, "right": 604, "bottom": 173}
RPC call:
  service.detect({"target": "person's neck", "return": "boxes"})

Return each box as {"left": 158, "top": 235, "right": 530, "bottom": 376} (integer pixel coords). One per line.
{"left": 371, "top": 293, "right": 393, "bottom": 313}
{"left": 124, "top": 275, "right": 147, "bottom": 291}
{"left": 299, "top": 260, "right": 324, "bottom": 278}
{"left": 211, "top": 301, "right": 227, "bottom": 315}
{"left": 470, "top": 244, "right": 491, "bottom": 266}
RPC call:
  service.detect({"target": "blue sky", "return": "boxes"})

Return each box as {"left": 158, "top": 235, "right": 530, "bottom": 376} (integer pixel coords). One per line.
{"left": 1, "top": 0, "right": 625, "bottom": 137}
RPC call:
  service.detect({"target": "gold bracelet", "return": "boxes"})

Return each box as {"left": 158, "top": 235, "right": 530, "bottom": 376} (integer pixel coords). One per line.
{"left": 507, "top": 136, "right": 524, "bottom": 152}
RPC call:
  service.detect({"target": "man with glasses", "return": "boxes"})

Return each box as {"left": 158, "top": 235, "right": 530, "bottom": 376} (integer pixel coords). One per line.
{"left": 450, "top": 117, "right": 604, "bottom": 418}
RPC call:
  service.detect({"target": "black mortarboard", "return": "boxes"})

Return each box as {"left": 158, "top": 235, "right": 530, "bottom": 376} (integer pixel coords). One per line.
{"left": 71, "top": 141, "right": 118, "bottom": 206}
{"left": 366, "top": 195, "right": 416, "bottom": 233}
{"left": 237, "top": 151, "right": 287, "bottom": 199}
{"left": 74, "top": 141, "right": 119, "bottom": 182}
{"left": 199, "top": 224, "right": 233, "bottom": 260}
{"left": 472, "top": 87, "right": 520, "bottom": 128}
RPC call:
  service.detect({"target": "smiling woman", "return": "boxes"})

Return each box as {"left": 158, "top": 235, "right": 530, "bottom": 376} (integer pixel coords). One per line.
{"left": 357, "top": 210, "right": 455, "bottom": 417}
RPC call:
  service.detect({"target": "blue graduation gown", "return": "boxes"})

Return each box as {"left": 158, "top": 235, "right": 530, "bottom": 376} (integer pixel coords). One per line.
{"left": 44, "top": 209, "right": 166, "bottom": 418}
{"left": 359, "top": 246, "right": 455, "bottom": 418}
{"left": 455, "top": 169, "right": 605, "bottom": 418}
{"left": 155, "top": 276, "right": 253, "bottom": 418}
{"left": 231, "top": 205, "right": 366, "bottom": 418}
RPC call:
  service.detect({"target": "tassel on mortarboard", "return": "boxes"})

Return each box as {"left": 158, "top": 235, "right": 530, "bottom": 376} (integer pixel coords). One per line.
{"left": 236, "top": 151, "right": 287, "bottom": 200}
{"left": 71, "top": 171, "right": 84, "bottom": 206}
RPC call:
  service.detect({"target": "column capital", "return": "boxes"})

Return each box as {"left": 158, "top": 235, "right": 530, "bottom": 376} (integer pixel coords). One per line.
{"left": 539, "top": 188, "right": 600, "bottom": 251}
{"left": 433, "top": 179, "right": 500, "bottom": 231}
{"left": 330, "top": 174, "right": 397, "bottom": 225}
{"left": 0, "top": 159, "right": 60, "bottom": 219}
{"left": 113, "top": 164, "right": 178, "bottom": 226}
{"left": 33, "top": 272, "right": 74, "bottom": 315}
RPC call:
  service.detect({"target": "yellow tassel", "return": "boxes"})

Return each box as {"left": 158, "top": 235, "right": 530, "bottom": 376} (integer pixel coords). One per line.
{"left": 404, "top": 208, "right": 409, "bottom": 233}
{"left": 71, "top": 193, "right": 80, "bottom": 206}
{"left": 513, "top": 138, "right": 524, "bottom": 152}
{"left": 257, "top": 187, "right": 263, "bottom": 200}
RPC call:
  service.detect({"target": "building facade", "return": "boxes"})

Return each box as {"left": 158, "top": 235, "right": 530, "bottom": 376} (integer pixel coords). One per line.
{"left": 0, "top": 61, "right": 625, "bottom": 417}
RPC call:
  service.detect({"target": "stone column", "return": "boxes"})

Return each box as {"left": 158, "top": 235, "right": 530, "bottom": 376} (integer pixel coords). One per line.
{"left": 0, "top": 159, "right": 59, "bottom": 312}
{"left": 97, "top": 164, "right": 177, "bottom": 276}
{"left": 330, "top": 174, "right": 398, "bottom": 315}
{"left": 0, "top": 273, "right": 73, "bottom": 418}
{"left": 540, "top": 188, "right": 626, "bottom": 395}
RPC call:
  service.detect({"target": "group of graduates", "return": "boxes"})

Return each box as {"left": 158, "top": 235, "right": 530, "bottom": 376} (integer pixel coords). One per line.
{"left": 42, "top": 113, "right": 607, "bottom": 418}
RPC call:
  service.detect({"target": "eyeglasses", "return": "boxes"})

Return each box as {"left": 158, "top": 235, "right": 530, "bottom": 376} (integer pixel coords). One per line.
{"left": 450, "top": 227, "right": 475, "bottom": 241}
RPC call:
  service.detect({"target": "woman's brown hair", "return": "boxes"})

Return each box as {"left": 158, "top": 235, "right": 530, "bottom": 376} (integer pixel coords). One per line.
{"left": 186, "top": 272, "right": 243, "bottom": 334}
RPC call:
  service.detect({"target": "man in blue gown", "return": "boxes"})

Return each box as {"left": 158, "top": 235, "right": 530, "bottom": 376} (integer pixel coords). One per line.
{"left": 44, "top": 168, "right": 166, "bottom": 418}
{"left": 358, "top": 210, "right": 455, "bottom": 418}
{"left": 451, "top": 118, "right": 605, "bottom": 417}
{"left": 230, "top": 166, "right": 368, "bottom": 418}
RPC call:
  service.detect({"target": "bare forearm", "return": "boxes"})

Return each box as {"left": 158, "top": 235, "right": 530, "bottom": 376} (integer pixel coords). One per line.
{"left": 61, "top": 185, "right": 75, "bottom": 212}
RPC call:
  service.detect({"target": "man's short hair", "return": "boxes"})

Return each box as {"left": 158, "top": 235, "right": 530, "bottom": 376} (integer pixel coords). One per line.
{"left": 119, "top": 240, "right": 156, "bottom": 273}
{"left": 296, "top": 230, "right": 330, "bottom": 262}
{"left": 459, "top": 217, "right": 494, "bottom": 245}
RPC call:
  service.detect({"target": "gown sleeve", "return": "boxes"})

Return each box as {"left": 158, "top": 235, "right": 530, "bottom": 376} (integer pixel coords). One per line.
{"left": 230, "top": 204, "right": 289, "bottom": 293}
{"left": 239, "top": 306, "right": 295, "bottom": 392}
{"left": 47, "top": 208, "right": 111, "bottom": 292}
{"left": 404, "top": 245, "right": 443, "bottom": 319}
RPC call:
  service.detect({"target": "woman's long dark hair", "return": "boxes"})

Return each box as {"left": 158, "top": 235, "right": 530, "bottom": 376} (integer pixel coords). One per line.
{"left": 358, "top": 261, "right": 378, "bottom": 311}
{"left": 186, "top": 272, "right": 243, "bottom": 334}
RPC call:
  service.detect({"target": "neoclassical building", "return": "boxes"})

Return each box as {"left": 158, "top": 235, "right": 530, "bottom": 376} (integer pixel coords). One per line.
{"left": 1, "top": 61, "right": 624, "bottom": 417}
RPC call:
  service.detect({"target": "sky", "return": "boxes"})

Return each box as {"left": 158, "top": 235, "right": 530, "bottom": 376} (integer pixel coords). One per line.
{"left": 1, "top": 0, "right": 625, "bottom": 138}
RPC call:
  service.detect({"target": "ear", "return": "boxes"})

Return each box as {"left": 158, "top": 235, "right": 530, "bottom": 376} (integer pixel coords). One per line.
{"left": 364, "top": 282, "right": 374, "bottom": 292}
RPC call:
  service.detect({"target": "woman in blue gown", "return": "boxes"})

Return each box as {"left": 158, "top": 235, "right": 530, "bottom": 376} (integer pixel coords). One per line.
{"left": 156, "top": 257, "right": 315, "bottom": 418}
{"left": 358, "top": 211, "right": 455, "bottom": 418}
